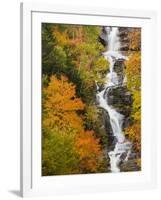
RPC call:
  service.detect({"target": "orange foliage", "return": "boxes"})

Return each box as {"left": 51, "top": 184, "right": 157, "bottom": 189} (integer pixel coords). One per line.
{"left": 128, "top": 28, "right": 141, "bottom": 51}
{"left": 43, "top": 75, "right": 85, "bottom": 132}
{"left": 75, "top": 130, "right": 102, "bottom": 172}
{"left": 125, "top": 52, "right": 141, "bottom": 90}
{"left": 53, "top": 26, "right": 84, "bottom": 47}
{"left": 43, "top": 75, "right": 104, "bottom": 173}
{"left": 125, "top": 52, "right": 141, "bottom": 75}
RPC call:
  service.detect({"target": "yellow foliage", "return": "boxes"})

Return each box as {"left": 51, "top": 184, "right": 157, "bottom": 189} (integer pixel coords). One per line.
{"left": 125, "top": 30, "right": 141, "bottom": 156}
{"left": 53, "top": 29, "right": 69, "bottom": 46}
{"left": 132, "top": 90, "right": 141, "bottom": 122}
{"left": 125, "top": 123, "right": 141, "bottom": 153}
{"left": 43, "top": 75, "right": 85, "bottom": 132}
{"left": 137, "top": 159, "right": 141, "bottom": 168}
{"left": 125, "top": 51, "right": 141, "bottom": 90}
{"left": 85, "top": 105, "right": 99, "bottom": 122}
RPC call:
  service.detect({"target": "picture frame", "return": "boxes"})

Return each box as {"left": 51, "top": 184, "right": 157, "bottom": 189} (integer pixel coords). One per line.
{"left": 20, "top": 2, "right": 157, "bottom": 197}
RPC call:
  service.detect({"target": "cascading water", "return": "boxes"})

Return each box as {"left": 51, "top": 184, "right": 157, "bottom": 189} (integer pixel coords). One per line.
{"left": 96, "top": 27, "right": 132, "bottom": 173}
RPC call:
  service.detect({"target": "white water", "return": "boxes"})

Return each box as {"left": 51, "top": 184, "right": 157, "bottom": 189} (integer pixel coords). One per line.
{"left": 96, "top": 27, "right": 132, "bottom": 173}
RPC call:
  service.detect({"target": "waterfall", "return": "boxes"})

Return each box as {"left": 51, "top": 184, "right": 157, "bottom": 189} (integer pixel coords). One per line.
{"left": 96, "top": 27, "right": 132, "bottom": 173}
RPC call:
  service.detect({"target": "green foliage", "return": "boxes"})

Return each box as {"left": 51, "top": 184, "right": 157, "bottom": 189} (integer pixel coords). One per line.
{"left": 84, "top": 104, "right": 99, "bottom": 129}
{"left": 42, "top": 23, "right": 109, "bottom": 103}
{"left": 42, "top": 128, "right": 79, "bottom": 176}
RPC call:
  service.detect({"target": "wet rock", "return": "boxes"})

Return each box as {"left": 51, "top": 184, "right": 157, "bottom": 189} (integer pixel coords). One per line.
{"left": 107, "top": 136, "right": 118, "bottom": 151}
{"left": 113, "top": 59, "right": 125, "bottom": 73}
{"left": 95, "top": 108, "right": 112, "bottom": 146}
{"left": 118, "top": 31, "right": 128, "bottom": 38}
{"left": 99, "top": 33, "right": 107, "bottom": 46}
{"left": 118, "top": 27, "right": 130, "bottom": 51}
{"left": 98, "top": 27, "right": 108, "bottom": 46}
{"left": 103, "top": 110, "right": 113, "bottom": 135}
{"left": 113, "top": 59, "right": 126, "bottom": 84}
{"left": 104, "top": 86, "right": 133, "bottom": 130}
{"left": 118, "top": 27, "right": 130, "bottom": 33}
{"left": 106, "top": 86, "right": 133, "bottom": 109}
{"left": 120, "top": 159, "right": 141, "bottom": 172}
{"left": 96, "top": 107, "right": 118, "bottom": 149}
{"left": 120, "top": 45, "right": 129, "bottom": 51}
{"left": 122, "top": 116, "right": 132, "bottom": 129}
{"left": 121, "top": 37, "right": 129, "bottom": 43}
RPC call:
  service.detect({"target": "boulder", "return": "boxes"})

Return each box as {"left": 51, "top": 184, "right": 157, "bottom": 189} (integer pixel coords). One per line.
{"left": 113, "top": 59, "right": 125, "bottom": 85}
{"left": 105, "top": 86, "right": 133, "bottom": 110}
{"left": 104, "top": 86, "right": 133, "bottom": 129}
{"left": 94, "top": 108, "right": 112, "bottom": 146}
{"left": 118, "top": 27, "right": 130, "bottom": 52}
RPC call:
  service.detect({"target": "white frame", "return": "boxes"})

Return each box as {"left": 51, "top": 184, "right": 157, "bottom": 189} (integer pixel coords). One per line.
{"left": 20, "top": 2, "right": 157, "bottom": 197}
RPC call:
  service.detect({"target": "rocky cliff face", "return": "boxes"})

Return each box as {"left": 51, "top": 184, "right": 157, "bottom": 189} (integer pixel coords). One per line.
{"left": 118, "top": 27, "right": 130, "bottom": 51}
{"left": 98, "top": 27, "right": 133, "bottom": 148}
{"left": 97, "top": 26, "right": 141, "bottom": 172}
{"left": 105, "top": 86, "right": 133, "bottom": 128}
{"left": 99, "top": 27, "right": 130, "bottom": 52}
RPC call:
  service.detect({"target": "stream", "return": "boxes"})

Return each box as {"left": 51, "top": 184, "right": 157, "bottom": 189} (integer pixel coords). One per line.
{"left": 96, "top": 27, "right": 132, "bottom": 173}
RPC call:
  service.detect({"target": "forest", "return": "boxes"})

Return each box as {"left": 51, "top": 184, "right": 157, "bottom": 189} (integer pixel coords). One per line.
{"left": 42, "top": 23, "right": 141, "bottom": 175}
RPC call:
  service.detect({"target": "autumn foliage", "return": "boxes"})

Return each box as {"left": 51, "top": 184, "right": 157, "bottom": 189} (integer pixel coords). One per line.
{"left": 42, "top": 24, "right": 141, "bottom": 175}
{"left": 125, "top": 28, "right": 141, "bottom": 156}
{"left": 42, "top": 75, "right": 104, "bottom": 175}
{"left": 43, "top": 75, "right": 84, "bottom": 132}
{"left": 128, "top": 29, "right": 141, "bottom": 51}
{"left": 76, "top": 130, "right": 102, "bottom": 172}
